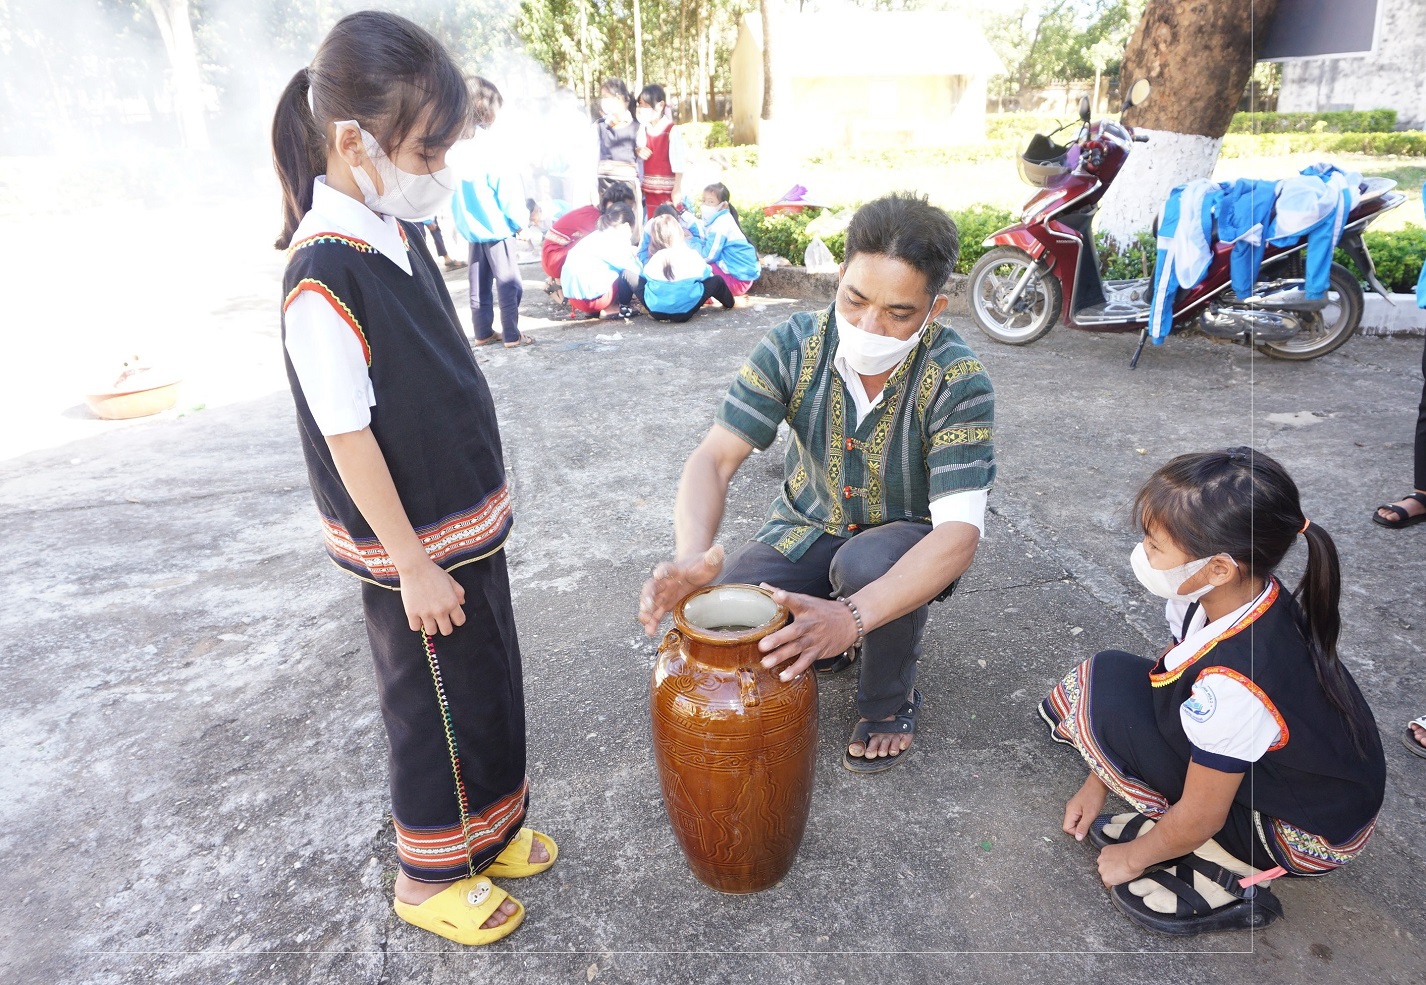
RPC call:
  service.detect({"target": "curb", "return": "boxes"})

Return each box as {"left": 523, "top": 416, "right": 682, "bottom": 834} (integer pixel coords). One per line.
{"left": 754, "top": 268, "right": 1424, "bottom": 336}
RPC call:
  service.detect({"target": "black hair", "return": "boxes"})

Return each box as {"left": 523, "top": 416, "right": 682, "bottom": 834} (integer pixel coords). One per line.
{"left": 653, "top": 203, "right": 679, "bottom": 219}
{"left": 470, "top": 76, "right": 503, "bottom": 127}
{"left": 598, "top": 202, "right": 636, "bottom": 230}
{"left": 1134, "top": 447, "right": 1374, "bottom": 757}
{"left": 270, "top": 10, "right": 472, "bottom": 249}
{"left": 600, "top": 78, "right": 636, "bottom": 118}
{"left": 598, "top": 182, "right": 636, "bottom": 210}
{"left": 703, "top": 182, "right": 741, "bottom": 229}
{"left": 526, "top": 197, "right": 537, "bottom": 212}
{"left": 843, "top": 192, "right": 959, "bottom": 297}
{"left": 638, "top": 83, "right": 667, "bottom": 109}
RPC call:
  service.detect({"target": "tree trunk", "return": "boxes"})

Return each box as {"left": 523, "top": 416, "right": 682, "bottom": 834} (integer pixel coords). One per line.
{"left": 633, "top": 0, "right": 644, "bottom": 90}
{"left": 759, "top": 0, "right": 775, "bottom": 121}
{"left": 1096, "top": 0, "right": 1279, "bottom": 245}
{"left": 147, "top": 0, "right": 209, "bottom": 151}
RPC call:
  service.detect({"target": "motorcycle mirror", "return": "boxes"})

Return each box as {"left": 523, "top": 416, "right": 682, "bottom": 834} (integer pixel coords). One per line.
{"left": 1079, "top": 95, "right": 1091, "bottom": 122}
{"left": 1123, "top": 79, "right": 1152, "bottom": 112}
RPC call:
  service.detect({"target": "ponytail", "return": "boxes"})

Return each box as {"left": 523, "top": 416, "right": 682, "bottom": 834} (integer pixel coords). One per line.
{"left": 271, "top": 67, "right": 325, "bottom": 249}
{"left": 1295, "top": 520, "right": 1372, "bottom": 757}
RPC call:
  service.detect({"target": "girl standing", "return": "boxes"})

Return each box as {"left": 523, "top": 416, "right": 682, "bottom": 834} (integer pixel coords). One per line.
{"left": 594, "top": 78, "right": 641, "bottom": 219}
{"left": 271, "top": 11, "right": 555, "bottom": 946}
{"left": 1041, "top": 448, "right": 1384, "bottom": 935}
{"left": 637, "top": 213, "right": 734, "bottom": 322}
{"left": 697, "top": 182, "right": 760, "bottom": 300}
{"left": 634, "top": 84, "right": 685, "bottom": 219}
{"left": 450, "top": 77, "right": 534, "bottom": 348}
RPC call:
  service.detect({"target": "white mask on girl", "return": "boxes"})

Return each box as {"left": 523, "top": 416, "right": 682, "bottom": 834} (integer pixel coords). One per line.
{"left": 834, "top": 305, "right": 927, "bottom": 376}
{"left": 337, "top": 121, "right": 454, "bottom": 220}
{"left": 1129, "top": 543, "right": 1218, "bottom": 602}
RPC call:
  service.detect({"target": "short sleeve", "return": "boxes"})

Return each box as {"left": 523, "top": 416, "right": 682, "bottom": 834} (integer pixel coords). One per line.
{"left": 669, "top": 128, "right": 688, "bottom": 174}
{"left": 1181, "top": 668, "right": 1286, "bottom": 773}
{"left": 924, "top": 357, "right": 995, "bottom": 502}
{"left": 284, "top": 289, "right": 375, "bottom": 436}
{"left": 715, "top": 322, "right": 799, "bottom": 451}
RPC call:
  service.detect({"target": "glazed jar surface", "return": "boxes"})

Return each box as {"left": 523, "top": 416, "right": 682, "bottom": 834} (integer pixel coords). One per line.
{"left": 651, "top": 584, "right": 818, "bottom": 894}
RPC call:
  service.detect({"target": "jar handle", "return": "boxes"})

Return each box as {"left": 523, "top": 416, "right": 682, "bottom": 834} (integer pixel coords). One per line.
{"left": 738, "top": 668, "right": 760, "bottom": 707}
{"left": 659, "top": 629, "right": 682, "bottom": 654}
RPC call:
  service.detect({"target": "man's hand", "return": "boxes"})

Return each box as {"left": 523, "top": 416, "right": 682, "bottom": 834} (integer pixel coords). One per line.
{"left": 638, "top": 545, "right": 725, "bottom": 635}
{"left": 755, "top": 585, "right": 860, "bottom": 681}
{"left": 400, "top": 557, "right": 467, "bottom": 636}
{"left": 1063, "top": 773, "right": 1109, "bottom": 842}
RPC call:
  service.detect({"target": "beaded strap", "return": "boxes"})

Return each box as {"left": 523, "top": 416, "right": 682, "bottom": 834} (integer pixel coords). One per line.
{"left": 421, "top": 630, "right": 476, "bottom": 881}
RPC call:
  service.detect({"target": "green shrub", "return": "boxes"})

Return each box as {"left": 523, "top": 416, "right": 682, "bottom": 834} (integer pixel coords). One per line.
{"left": 675, "top": 121, "right": 736, "bottom": 150}
{"left": 741, "top": 201, "right": 1015, "bottom": 271}
{"left": 1095, "top": 230, "right": 1158, "bottom": 280}
{"left": 1220, "top": 131, "right": 1426, "bottom": 158}
{"left": 1334, "top": 226, "right": 1425, "bottom": 293}
{"left": 1227, "top": 110, "right": 1397, "bottom": 134}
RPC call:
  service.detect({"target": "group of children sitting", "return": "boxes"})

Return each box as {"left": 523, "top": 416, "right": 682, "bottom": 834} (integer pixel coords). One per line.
{"left": 541, "top": 181, "right": 760, "bottom": 322}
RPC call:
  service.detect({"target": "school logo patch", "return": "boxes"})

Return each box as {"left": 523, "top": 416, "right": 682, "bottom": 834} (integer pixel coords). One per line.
{"left": 1183, "top": 681, "right": 1217, "bottom": 723}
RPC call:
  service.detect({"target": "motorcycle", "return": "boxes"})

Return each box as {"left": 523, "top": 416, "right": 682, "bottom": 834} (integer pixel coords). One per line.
{"left": 967, "top": 80, "right": 1406, "bottom": 366}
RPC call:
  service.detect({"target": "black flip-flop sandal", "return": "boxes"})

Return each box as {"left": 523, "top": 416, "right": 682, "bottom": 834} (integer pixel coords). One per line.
{"left": 1403, "top": 716, "right": 1426, "bottom": 758}
{"left": 1372, "top": 492, "right": 1426, "bottom": 529}
{"left": 843, "top": 689, "right": 921, "bottom": 774}
{"left": 1109, "top": 854, "right": 1284, "bottom": 935}
{"left": 1089, "top": 811, "right": 1156, "bottom": 849}
{"left": 814, "top": 645, "right": 858, "bottom": 674}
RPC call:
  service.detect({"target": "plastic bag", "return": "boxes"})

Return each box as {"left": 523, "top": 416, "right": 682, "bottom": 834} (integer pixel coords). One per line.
{"left": 804, "top": 236, "right": 837, "bottom": 273}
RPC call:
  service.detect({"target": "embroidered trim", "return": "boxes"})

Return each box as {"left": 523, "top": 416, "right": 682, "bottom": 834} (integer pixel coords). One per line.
{"left": 1044, "top": 660, "right": 1170, "bottom": 816}
{"left": 393, "top": 777, "right": 529, "bottom": 874}
{"left": 321, "top": 485, "right": 513, "bottom": 583}
{"left": 738, "top": 362, "right": 781, "bottom": 400}
{"left": 1257, "top": 812, "right": 1376, "bottom": 875}
{"left": 642, "top": 175, "right": 676, "bottom": 193}
{"left": 286, "top": 232, "right": 378, "bottom": 256}
{"left": 930, "top": 425, "right": 994, "bottom": 448}
{"left": 786, "top": 312, "right": 826, "bottom": 420}
{"left": 284, "top": 278, "right": 371, "bottom": 366}
{"left": 1150, "top": 579, "right": 1280, "bottom": 688}
{"left": 1198, "top": 665, "right": 1290, "bottom": 751}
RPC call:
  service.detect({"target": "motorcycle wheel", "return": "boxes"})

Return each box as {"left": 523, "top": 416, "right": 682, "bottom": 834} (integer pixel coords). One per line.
{"left": 968, "top": 246, "right": 1062, "bottom": 346}
{"left": 1255, "top": 263, "right": 1364, "bottom": 361}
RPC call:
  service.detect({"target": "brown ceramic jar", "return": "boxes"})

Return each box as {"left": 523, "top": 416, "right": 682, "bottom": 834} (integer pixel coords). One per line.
{"left": 651, "top": 584, "right": 819, "bottom": 894}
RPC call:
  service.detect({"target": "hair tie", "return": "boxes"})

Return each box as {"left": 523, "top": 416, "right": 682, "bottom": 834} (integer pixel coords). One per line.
{"left": 1298, "top": 517, "right": 1310, "bottom": 534}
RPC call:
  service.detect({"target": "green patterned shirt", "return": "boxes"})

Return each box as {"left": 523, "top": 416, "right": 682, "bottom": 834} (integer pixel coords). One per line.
{"left": 716, "top": 304, "right": 996, "bottom": 561}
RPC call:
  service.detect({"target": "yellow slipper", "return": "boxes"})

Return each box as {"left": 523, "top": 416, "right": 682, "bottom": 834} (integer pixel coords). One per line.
{"left": 483, "top": 827, "right": 559, "bottom": 878}
{"left": 392, "top": 876, "right": 525, "bottom": 946}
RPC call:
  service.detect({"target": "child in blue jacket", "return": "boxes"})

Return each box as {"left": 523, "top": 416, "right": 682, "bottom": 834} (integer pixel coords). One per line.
{"left": 697, "top": 183, "right": 759, "bottom": 299}
{"left": 637, "top": 213, "right": 734, "bottom": 322}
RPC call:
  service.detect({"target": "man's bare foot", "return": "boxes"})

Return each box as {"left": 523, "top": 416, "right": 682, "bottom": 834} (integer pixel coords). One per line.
{"left": 847, "top": 716, "right": 913, "bottom": 759}
{"left": 847, "top": 690, "right": 917, "bottom": 760}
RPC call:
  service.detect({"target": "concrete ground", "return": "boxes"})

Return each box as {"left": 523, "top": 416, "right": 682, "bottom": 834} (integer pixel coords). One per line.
{"left": 3, "top": 252, "right": 1425, "bottom": 985}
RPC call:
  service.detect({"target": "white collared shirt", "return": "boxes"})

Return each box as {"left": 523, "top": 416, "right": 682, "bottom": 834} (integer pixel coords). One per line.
{"left": 284, "top": 177, "right": 415, "bottom": 435}
{"left": 831, "top": 347, "right": 988, "bottom": 538}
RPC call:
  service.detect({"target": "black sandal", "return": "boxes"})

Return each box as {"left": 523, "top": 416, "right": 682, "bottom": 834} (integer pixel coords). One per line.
{"left": 842, "top": 689, "right": 921, "bottom": 774}
{"left": 1089, "top": 812, "right": 1156, "bottom": 849}
{"left": 1109, "top": 854, "right": 1284, "bottom": 935}
{"left": 1372, "top": 491, "right": 1426, "bottom": 529}
{"left": 813, "top": 645, "right": 858, "bottom": 674}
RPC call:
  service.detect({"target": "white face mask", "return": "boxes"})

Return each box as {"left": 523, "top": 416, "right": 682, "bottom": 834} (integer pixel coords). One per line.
{"left": 1129, "top": 543, "right": 1218, "bottom": 602}
{"left": 835, "top": 305, "right": 928, "bottom": 376}
{"left": 337, "top": 121, "right": 454, "bottom": 220}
